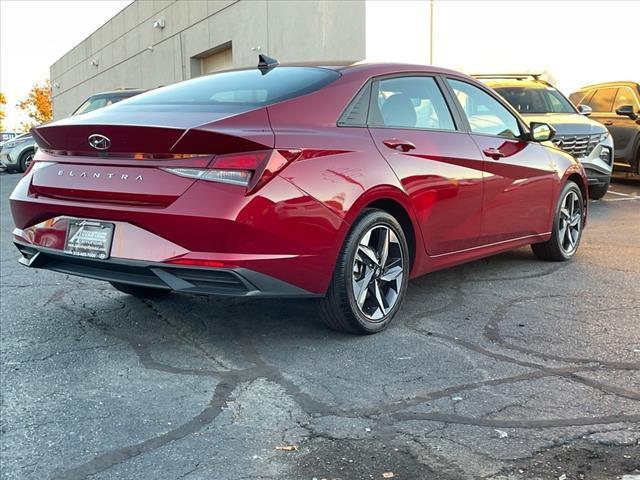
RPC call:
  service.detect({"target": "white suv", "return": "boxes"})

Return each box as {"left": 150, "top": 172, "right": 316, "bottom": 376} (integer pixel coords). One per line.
{"left": 477, "top": 74, "right": 614, "bottom": 199}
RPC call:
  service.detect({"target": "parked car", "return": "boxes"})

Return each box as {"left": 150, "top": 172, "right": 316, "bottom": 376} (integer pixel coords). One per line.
{"left": 1, "top": 133, "right": 37, "bottom": 172}
{"left": 11, "top": 59, "right": 588, "bottom": 334}
{"left": 72, "top": 88, "right": 147, "bottom": 116}
{"left": 569, "top": 81, "right": 640, "bottom": 175}
{"left": 1, "top": 89, "right": 146, "bottom": 173}
{"left": 1, "top": 131, "right": 20, "bottom": 146}
{"left": 476, "top": 74, "right": 613, "bottom": 199}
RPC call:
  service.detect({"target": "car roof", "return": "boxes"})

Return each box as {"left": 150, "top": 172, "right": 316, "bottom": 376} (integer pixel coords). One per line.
{"left": 217, "top": 62, "right": 476, "bottom": 82}
{"left": 573, "top": 81, "right": 639, "bottom": 91}
{"left": 335, "top": 62, "right": 471, "bottom": 78}
{"left": 479, "top": 78, "right": 552, "bottom": 89}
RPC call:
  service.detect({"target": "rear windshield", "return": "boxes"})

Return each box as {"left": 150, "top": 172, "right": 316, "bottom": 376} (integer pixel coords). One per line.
{"left": 494, "top": 86, "right": 576, "bottom": 114}
{"left": 111, "top": 67, "right": 340, "bottom": 113}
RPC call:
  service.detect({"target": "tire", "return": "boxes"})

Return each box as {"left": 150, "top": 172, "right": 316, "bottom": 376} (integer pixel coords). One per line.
{"left": 18, "top": 149, "right": 34, "bottom": 173}
{"left": 531, "top": 181, "right": 584, "bottom": 262}
{"left": 110, "top": 282, "right": 171, "bottom": 298}
{"left": 319, "top": 209, "right": 410, "bottom": 334}
{"left": 588, "top": 180, "right": 609, "bottom": 200}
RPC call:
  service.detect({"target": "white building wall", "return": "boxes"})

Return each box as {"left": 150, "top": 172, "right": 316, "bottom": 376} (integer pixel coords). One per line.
{"left": 365, "top": 0, "right": 431, "bottom": 65}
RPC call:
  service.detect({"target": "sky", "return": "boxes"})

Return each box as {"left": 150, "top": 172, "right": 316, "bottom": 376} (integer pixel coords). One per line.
{"left": 1, "top": 0, "right": 132, "bottom": 131}
{"left": 432, "top": 0, "right": 640, "bottom": 94}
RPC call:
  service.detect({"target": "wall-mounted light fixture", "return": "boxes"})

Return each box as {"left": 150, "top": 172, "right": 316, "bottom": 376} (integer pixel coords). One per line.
{"left": 146, "top": 46, "right": 154, "bottom": 52}
{"left": 90, "top": 59, "right": 99, "bottom": 67}
{"left": 251, "top": 46, "right": 262, "bottom": 53}
{"left": 153, "top": 19, "right": 165, "bottom": 29}
{"left": 52, "top": 82, "right": 60, "bottom": 89}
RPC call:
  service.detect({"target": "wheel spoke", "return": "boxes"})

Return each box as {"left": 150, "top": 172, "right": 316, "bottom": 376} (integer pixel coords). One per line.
{"left": 570, "top": 213, "right": 581, "bottom": 227}
{"left": 558, "top": 222, "right": 568, "bottom": 245}
{"left": 567, "top": 227, "right": 576, "bottom": 247}
{"left": 373, "top": 280, "right": 388, "bottom": 315}
{"left": 354, "top": 268, "right": 375, "bottom": 307}
{"left": 357, "top": 245, "right": 379, "bottom": 266}
{"left": 380, "top": 265, "right": 403, "bottom": 282}
{"left": 568, "top": 192, "right": 576, "bottom": 217}
{"left": 377, "top": 227, "right": 390, "bottom": 268}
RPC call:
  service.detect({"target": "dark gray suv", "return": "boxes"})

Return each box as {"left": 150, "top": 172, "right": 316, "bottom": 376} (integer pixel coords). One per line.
{"left": 570, "top": 82, "right": 640, "bottom": 176}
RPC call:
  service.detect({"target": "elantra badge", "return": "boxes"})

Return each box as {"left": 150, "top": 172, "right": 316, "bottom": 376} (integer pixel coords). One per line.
{"left": 88, "top": 134, "right": 111, "bottom": 150}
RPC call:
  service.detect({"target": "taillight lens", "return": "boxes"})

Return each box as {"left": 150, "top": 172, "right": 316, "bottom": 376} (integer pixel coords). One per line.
{"left": 162, "top": 149, "right": 300, "bottom": 193}
{"left": 24, "top": 160, "right": 56, "bottom": 176}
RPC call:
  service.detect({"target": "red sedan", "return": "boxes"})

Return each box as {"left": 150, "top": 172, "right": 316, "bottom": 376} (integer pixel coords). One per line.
{"left": 10, "top": 58, "right": 588, "bottom": 334}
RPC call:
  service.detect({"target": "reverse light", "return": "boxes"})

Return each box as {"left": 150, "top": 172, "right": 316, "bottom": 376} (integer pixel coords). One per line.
{"left": 162, "top": 149, "right": 301, "bottom": 192}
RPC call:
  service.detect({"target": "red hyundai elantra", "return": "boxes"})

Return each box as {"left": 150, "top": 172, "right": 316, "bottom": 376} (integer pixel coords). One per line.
{"left": 10, "top": 58, "right": 588, "bottom": 334}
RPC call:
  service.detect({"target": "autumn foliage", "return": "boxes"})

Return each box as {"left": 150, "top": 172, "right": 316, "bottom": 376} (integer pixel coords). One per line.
{"left": 0, "top": 92, "right": 6, "bottom": 131}
{"left": 17, "top": 79, "right": 52, "bottom": 131}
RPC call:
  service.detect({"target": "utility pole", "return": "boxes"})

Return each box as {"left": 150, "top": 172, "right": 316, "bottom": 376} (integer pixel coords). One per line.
{"left": 429, "top": 0, "right": 434, "bottom": 64}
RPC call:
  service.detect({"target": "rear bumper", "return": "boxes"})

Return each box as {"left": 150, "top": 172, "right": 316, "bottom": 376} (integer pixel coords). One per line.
{"left": 14, "top": 242, "right": 320, "bottom": 298}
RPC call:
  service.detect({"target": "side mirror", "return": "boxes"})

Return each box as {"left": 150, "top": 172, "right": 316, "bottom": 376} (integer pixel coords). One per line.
{"left": 578, "top": 104, "right": 592, "bottom": 116}
{"left": 530, "top": 122, "right": 556, "bottom": 142}
{"left": 615, "top": 104, "right": 638, "bottom": 120}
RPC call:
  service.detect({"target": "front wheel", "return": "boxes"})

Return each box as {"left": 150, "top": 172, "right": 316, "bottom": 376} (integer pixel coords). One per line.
{"left": 319, "top": 209, "right": 410, "bottom": 334}
{"left": 531, "top": 181, "right": 584, "bottom": 261}
{"left": 588, "top": 180, "right": 609, "bottom": 200}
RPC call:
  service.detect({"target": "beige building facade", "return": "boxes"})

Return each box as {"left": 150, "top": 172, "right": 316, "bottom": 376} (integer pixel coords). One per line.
{"left": 50, "top": 1, "right": 433, "bottom": 119}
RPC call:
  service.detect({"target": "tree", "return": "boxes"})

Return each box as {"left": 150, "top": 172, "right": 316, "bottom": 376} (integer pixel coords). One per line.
{"left": 0, "top": 92, "right": 6, "bottom": 131}
{"left": 17, "top": 79, "right": 52, "bottom": 131}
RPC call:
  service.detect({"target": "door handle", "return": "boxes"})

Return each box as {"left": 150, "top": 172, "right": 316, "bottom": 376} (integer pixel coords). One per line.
{"left": 383, "top": 139, "right": 416, "bottom": 152}
{"left": 603, "top": 120, "right": 613, "bottom": 126}
{"left": 482, "top": 148, "right": 505, "bottom": 160}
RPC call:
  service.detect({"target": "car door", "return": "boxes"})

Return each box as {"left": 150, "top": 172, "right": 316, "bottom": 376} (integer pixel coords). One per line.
{"left": 586, "top": 86, "right": 619, "bottom": 134}
{"left": 609, "top": 86, "right": 640, "bottom": 164}
{"left": 366, "top": 75, "right": 485, "bottom": 256}
{"left": 444, "top": 78, "right": 556, "bottom": 245}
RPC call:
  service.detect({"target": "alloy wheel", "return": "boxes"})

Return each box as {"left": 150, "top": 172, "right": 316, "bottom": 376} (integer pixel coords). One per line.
{"left": 352, "top": 224, "right": 405, "bottom": 321}
{"left": 558, "top": 190, "right": 582, "bottom": 255}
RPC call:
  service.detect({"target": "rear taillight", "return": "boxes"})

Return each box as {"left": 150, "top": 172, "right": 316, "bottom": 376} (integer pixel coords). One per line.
{"left": 24, "top": 160, "right": 56, "bottom": 176}
{"left": 162, "top": 149, "right": 301, "bottom": 193}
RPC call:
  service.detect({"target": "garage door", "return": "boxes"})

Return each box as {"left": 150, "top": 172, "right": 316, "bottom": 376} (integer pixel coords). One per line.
{"left": 202, "top": 47, "right": 233, "bottom": 74}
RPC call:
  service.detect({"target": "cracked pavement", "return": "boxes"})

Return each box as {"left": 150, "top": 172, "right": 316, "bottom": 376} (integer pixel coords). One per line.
{"left": 1, "top": 173, "right": 639, "bottom": 480}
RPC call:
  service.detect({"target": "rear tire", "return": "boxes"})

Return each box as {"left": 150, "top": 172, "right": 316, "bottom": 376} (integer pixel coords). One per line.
{"left": 110, "top": 282, "right": 171, "bottom": 298}
{"left": 588, "top": 179, "right": 609, "bottom": 200}
{"left": 319, "top": 209, "right": 410, "bottom": 334}
{"left": 531, "top": 181, "right": 584, "bottom": 262}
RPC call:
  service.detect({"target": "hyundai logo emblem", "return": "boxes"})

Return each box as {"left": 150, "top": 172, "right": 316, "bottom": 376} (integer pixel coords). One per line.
{"left": 88, "top": 134, "right": 111, "bottom": 150}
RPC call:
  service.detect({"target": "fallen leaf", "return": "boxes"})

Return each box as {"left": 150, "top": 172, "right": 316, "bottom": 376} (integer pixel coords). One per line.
{"left": 383, "top": 472, "right": 395, "bottom": 478}
{"left": 276, "top": 444, "right": 299, "bottom": 452}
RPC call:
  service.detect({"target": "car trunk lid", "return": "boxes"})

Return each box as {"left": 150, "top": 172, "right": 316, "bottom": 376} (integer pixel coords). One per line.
{"left": 29, "top": 108, "right": 274, "bottom": 206}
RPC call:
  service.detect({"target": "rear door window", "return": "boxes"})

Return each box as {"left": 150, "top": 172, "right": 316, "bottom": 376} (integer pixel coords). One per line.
{"left": 368, "top": 76, "right": 456, "bottom": 131}
{"left": 588, "top": 88, "right": 618, "bottom": 112}
{"left": 614, "top": 87, "right": 640, "bottom": 111}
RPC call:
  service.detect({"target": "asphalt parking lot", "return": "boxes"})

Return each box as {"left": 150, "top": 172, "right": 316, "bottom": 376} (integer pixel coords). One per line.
{"left": 1, "top": 172, "right": 638, "bottom": 480}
